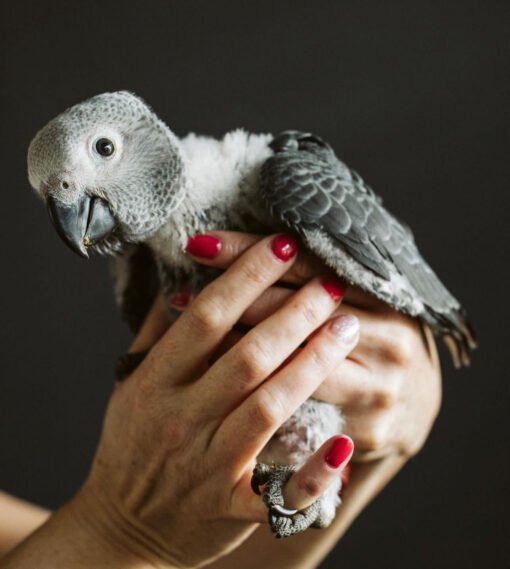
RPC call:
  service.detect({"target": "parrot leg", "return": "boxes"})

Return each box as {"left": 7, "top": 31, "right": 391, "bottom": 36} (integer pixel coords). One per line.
{"left": 251, "top": 463, "right": 324, "bottom": 538}
{"left": 251, "top": 399, "right": 344, "bottom": 537}
{"left": 115, "top": 350, "right": 148, "bottom": 381}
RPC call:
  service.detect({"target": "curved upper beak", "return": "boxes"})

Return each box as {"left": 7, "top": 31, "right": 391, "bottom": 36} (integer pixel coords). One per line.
{"left": 47, "top": 194, "right": 117, "bottom": 258}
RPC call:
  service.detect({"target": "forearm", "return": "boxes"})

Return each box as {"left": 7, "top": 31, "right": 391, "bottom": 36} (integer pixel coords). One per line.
{"left": 0, "top": 494, "right": 164, "bottom": 569}
{"left": 206, "top": 454, "right": 407, "bottom": 569}
{"left": 0, "top": 492, "right": 50, "bottom": 557}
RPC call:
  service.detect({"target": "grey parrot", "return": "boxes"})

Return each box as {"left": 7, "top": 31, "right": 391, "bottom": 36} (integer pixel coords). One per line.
{"left": 27, "top": 91, "right": 476, "bottom": 538}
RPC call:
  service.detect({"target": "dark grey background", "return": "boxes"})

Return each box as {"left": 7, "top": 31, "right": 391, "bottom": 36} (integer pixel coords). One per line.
{"left": 0, "top": 1, "right": 508, "bottom": 567}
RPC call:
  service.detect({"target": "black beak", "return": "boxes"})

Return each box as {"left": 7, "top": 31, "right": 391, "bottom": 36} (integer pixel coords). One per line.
{"left": 47, "top": 195, "right": 117, "bottom": 258}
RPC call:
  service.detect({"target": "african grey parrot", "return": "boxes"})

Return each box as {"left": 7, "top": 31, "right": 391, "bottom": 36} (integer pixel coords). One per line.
{"left": 27, "top": 91, "right": 476, "bottom": 538}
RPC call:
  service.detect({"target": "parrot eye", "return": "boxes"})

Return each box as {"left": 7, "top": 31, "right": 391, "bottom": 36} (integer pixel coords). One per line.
{"left": 94, "top": 138, "right": 115, "bottom": 157}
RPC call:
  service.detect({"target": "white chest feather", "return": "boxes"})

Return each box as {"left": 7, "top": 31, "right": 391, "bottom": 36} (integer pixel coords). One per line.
{"left": 149, "top": 130, "right": 274, "bottom": 267}
{"left": 181, "top": 129, "right": 273, "bottom": 209}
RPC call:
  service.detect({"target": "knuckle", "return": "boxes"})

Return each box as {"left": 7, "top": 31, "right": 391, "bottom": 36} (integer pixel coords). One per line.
{"left": 163, "top": 414, "right": 192, "bottom": 452}
{"left": 248, "top": 389, "right": 285, "bottom": 429}
{"left": 223, "top": 235, "right": 246, "bottom": 261}
{"left": 238, "top": 336, "right": 274, "bottom": 381}
{"left": 372, "top": 379, "right": 400, "bottom": 410}
{"left": 392, "top": 333, "right": 416, "bottom": 366}
{"left": 377, "top": 334, "right": 414, "bottom": 367}
{"left": 382, "top": 320, "right": 421, "bottom": 367}
{"left": 297, "top": 298, "right": 321, "bottom": 328}
{"left": 187, "top": 298, "right": 225, "bottom": 336}
{"left": 361, "top": 418, "right": 390, "bottom": 452}
{"left": 240, "top": 261, "right": 270, "bottom": 287}
{"left": 297, "top": 477, "right": 323, "bottom": 500}
{"left": 308, "top": 342, "right": 333, "bottom": 372}
{"left": 372, "top": 389, "right": 396, "bottom": 411}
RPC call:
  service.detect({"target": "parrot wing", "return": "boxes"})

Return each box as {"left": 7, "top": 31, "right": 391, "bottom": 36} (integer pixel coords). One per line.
{"left": 110, "top": 244, "right": 160, "bottom": 333}
{"left": 260, "top": 131, "right": 476, "bottom": 366}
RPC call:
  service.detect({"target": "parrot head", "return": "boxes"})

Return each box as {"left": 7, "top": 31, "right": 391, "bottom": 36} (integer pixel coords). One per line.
{"left": 27, "top": 91, "right": 185, "bottom": 257}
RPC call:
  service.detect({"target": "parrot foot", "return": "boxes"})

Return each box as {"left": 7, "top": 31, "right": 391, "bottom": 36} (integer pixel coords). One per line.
{"left": 251, "top": 463, "right": 324, "bottom": 538}
{"left": 115, "top": 350, "right": 148, "bottom": 381}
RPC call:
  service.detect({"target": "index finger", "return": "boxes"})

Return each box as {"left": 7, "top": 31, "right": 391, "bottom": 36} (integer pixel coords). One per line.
{"left": 147, "top": 234, "right": 299, "bottom": 385}
{"left": 188, "top": 231, "right": 326, "bottom": 286}
{"left": 187, "top": 231, "right": 386, "bottom": 309}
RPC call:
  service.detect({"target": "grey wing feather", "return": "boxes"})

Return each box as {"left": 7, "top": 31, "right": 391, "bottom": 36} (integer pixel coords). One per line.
{"left": 260, "top": 131, "right": 476, "bottom": 366}
{"left": 110, "top": 244, "right": 160, "bottom": 333}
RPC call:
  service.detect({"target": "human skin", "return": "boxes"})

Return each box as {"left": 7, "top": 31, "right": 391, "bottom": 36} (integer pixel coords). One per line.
{"left": 0, "top": 494, "right": 49, "bottom": 557}
{"left": 178, "top": 231, "right": 442, "bottom": 463}
{"left": 0, "top": 234, "right": 359, "bottom": 568}
{"left": 0, "top": 231, "right": 441, "bottom": 568}
{"left": 171, "top": 231, "right": 442, "bottom": 568}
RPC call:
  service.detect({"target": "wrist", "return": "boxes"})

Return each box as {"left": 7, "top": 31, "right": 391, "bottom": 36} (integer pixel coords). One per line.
{"left": 66, "top": 486, "right": 174, "bottom": 569}
{"left": 0, "top": 489, "right": 177, "bottom": 569}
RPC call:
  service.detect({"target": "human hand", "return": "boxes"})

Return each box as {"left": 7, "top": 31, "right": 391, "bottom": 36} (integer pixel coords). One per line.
{"left": 180, "top": 231, "right": 442, "bottom": 464}
{"left": 64, "top": 234, "right": 358, "bottom": 568}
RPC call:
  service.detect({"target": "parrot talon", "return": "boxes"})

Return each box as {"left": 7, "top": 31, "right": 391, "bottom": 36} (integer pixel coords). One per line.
{"left": 251, "top": 462, "right": 323, "bottom": 538}
{"left": 270, "top": 504, "right": 299, "bottom": 516}
{"left": 115, "top": 350, "right": 148, "bottom": 381}
{"left": 251, "top": 476, "right": 262, "bottom": 495}
{"left": 251, "top": 463, "right": 272, "bottom": 495}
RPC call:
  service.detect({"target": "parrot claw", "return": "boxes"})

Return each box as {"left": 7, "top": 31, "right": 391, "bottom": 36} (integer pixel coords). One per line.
{"left": 251, "top": 463, "right": 273, "bottom": 495}
{"left": 250, "top": 463, "right": 324, "bottom": 538}
{"left": 115, "top": 350, "right": 148, "bottom": 381}
{"left": 270, "top": 503, "right": 299, "bottom": 516}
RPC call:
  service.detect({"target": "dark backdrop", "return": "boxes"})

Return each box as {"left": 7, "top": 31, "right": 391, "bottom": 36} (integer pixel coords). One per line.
{"left": 1, "top": 1, "right": 508, "bottom": 567}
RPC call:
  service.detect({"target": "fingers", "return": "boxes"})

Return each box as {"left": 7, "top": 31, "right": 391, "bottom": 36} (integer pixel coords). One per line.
{"left": 169, "top": 282, "right": 386, "bottom": 329}
{"left": 168, "top": 284, "right": 290, "bottom": 324}
{"left": 230, "top": 435, "right": 354, "bottom": 523}
{"left": 340, "top": 411, "right": 397, "bottom": 460}
{"left": 313, "top": 310, "right": 423, "bottom": 409}
{"left": 311, "top": 359, "right": 376, "bottom": 409}
{"left": 147, "top": 234, "right": 299, "bottom": 384}
{"left": 195, "top": 277, "right": 347, "bottom": 418}
{"left": 239, "top": 286, "right": 294, "bottom": 326}
{"left": 210, "top": 294, "right": 411, "bottom": 413}
{"left": 186, "top": 231, "right": 390, "bottom": 310}
{"left": 212, "top": 313, "right": 360, "bottom": 466}
{"left": 186, "top": 231, "right": 327, "bottom": 286}
{"left": 283, "top": 435, "right": 354, "bottom": 510}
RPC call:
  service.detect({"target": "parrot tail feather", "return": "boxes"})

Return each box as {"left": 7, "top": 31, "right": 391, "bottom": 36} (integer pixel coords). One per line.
{"left": 423, "top": 307, "right": 477, "bottom": 368}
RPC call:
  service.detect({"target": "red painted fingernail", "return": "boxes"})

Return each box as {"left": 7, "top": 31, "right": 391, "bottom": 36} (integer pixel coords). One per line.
{"left": 186, "top": 235, "right": 221, "bottom": 258}
{"left": 169, "top": 288, "right": 191, "bottom": 307}
{"left": 321, "top": 277, "right": 347, "bottom": 302}
{"left": 271, "top": 234, "right": 298, "bottom": 262}
{"left": 325, "top": 436, "right": 354, "bottom": 469}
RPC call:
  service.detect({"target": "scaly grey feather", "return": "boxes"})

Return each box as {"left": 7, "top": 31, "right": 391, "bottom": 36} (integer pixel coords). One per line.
{"left": 260, "top": 131, "right": 476, "bottom": 367}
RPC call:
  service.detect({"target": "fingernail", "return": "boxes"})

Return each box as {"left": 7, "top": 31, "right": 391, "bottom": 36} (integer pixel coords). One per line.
{"left": 325, "top": 436, "right": 354, "bottom": 469}
{"left": 331, "top": 314, "right": 359, "bottom": 344}
{"left": 271, "top": 234, "right": 298, "bottom": 262}
{"left": 169, "top": 288, "right": 191, "bottom": 308}
{"left": 186, "top": 235, "right": 221, "bottom": 258}
{"left": 321, "top": 277, "right": 347, "bottom": 302}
